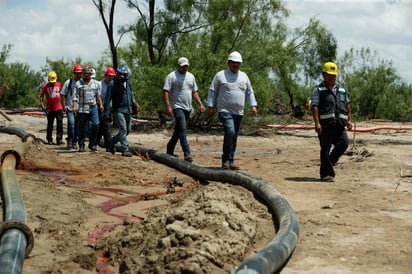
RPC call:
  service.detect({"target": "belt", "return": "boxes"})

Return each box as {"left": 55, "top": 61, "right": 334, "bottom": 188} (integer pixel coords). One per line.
{"left": 319, "top": 113, "right": 348, "bottom": 120}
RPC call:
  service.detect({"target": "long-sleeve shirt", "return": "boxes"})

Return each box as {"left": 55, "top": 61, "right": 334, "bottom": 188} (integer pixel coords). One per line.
{"left": 207, "top": 69, "right": 257, "bottom": 115}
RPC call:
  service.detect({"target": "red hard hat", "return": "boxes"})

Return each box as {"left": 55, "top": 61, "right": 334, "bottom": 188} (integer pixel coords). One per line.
{"left": 105, "top": 67, "right": 116, "bottom": 76}
{"left": 73, "top": 64, "right": 83, "bottom": 73}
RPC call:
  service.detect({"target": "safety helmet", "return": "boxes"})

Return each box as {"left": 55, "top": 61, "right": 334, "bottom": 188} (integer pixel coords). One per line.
{"left": 227, "top": 51, "right": 243, "bottom": 63}
{"left": 48, "top": 71, "right": 57, "bottom": 83}
{"left": 82, "top": 65, "right": 93, "bottom": 74}
{"left": 105, "top": 67, "right": 116, "bottom": 76}
{"left": 116, "top": 65, "right": 129, "bottom": 80}
{"left": 73, "top": 64, "right": 83, "bottom": 73}
{"left": 323, "top": 62, "right": 338, "bottom": 75}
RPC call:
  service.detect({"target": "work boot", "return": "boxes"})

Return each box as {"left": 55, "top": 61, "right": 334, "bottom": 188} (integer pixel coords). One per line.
{"left": 122, "top": 150, "right": 133, "bottom": 157}
{"left": 78, "top": 145, "right": 85, "bottom": 152}
{"left": 229, "top": 163, "right": 240, "bottom": 170}
{"left": 108, "top": 139, "right": 115, "bottom": 154}
{"left": 222, "top": 161, "right": 230, "bottom": 170}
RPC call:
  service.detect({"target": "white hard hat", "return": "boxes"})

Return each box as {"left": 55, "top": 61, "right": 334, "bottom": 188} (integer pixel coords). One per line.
{"left": 228, "top": 51, "right": 242, "bottom": 63}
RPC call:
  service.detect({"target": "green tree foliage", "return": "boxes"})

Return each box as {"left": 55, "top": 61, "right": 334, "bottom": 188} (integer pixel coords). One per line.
{"left": 339, "top": 48, "right": 412, "bottom": 121}
{"left": 0, "top": 44, "right": 42, "bottom": 108}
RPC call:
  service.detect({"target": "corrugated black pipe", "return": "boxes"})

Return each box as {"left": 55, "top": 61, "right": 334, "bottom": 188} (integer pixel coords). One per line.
{"left": 129, "top": 146, "right": 299, "bottom": 274}
{"left": 0, "top": 128, "right": 34, "bottom": 274}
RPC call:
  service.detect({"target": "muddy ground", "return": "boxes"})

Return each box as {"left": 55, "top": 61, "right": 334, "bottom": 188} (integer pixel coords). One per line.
{"left": 0, "top": 113, "right": 411, "bottom": 274}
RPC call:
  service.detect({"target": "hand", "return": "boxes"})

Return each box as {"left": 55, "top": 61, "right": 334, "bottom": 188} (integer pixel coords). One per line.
{"left": 199, "top": 105, "right": 205, "bottom": 113}
{"left": 347, "top": 121, "right": 352, "bottom": 130}
{"left": 166, "top": 106, "right": 173, "bottom": 117}
{"left": 251, "top": 106, "right": 257, "bottom": 116}
{"left": 207, "top": 107, "right": 214, "bottom": 118}
{"left": 315, "top": 123, "right": 322, "bottom": 134}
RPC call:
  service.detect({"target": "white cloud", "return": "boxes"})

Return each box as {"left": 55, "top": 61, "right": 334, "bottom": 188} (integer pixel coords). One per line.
{"left": 1, "top": 0, "right": 411, "bottom": 83}
{"left": 285, "top": 0, "right": 412, "bottom": 83}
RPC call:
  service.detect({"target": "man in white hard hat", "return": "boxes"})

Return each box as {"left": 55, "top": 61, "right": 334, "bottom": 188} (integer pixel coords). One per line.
{"left": 311, "top": 61, "right": 352, "bottom": 182}
{"left": 207, "top": 51, "right": 258, "bottom": 170}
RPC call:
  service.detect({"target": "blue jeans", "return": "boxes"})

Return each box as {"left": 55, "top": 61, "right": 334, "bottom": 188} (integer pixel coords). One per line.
{"left": 112, "top": 111, "right": 131, "bottom": 152}
{"left": 66, "top": 110, "right": 78, "bottom": 145}
{"left": 218, "top": 112, "right": 243, "bottom": 164}
{"left": 77, "top": 106, "right": 99, "bottom": 147}
{"left": 167, "top": 108, "right": 191, "bottom": 158}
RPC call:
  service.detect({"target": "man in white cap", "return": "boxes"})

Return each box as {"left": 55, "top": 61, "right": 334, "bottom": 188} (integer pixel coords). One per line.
{"left": 207, "top": 51, "right": 258, "bottom": 170}
{"left": 163, "top": 57, "right": 205, "bottom": 162}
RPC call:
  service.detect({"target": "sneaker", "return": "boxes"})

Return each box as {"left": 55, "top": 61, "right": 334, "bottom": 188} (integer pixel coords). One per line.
{"left": 184, "top": 156, "right": 193, "bottom": 163}
{"left": 167, "top": 152, "right": 179, "bottom": 158}
{"left": 71, "top": 144, "right": 78, "bottom": 150}
{"left": 56, "top": 140, "right": 62, "bottom": 145}
{"left": 229, "top": 163, "right": 240, "bottom": 170}
{"left": 321, "top": 176, "right": 335, "bottom": 182}
{"left": 78, "top": 145, "right": 85, "bottom": 152}
{"left": 47, "top": 141, "right": 53, "bottom": 145}
{"left": 222, "top": 162, "right": 230, "bottom": 170}
{"left": 122, "top": 150, "right": 133, "bottom": 157}
{"left": 89, "top": 145, "right": 97, "bottom": 152}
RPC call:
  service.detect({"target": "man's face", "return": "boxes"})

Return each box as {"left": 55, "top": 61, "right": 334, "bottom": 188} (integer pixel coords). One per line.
{"left": 323, "top": 73, "right": 337, "bottom": 86}
{"left": 228, "top": 61, "right": 241, "bottom": 73}
{"left": 83, "top": 71, "right": 91, "bottom": 81}
{"left": 177, "top": 65, "right": 188, "bottom": 74}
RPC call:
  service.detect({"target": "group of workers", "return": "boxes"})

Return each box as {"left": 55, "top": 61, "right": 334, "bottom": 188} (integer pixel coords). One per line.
{"left": 39, "top": 51, "right": 352, "bottom": 182}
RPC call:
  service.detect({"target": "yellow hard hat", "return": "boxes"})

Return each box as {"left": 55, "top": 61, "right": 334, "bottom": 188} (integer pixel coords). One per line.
{"left": 323, "top": 62, "right": 338, "bottom": 75}
{"left": 48, "top": 71, "right": 57, "bottom": 83}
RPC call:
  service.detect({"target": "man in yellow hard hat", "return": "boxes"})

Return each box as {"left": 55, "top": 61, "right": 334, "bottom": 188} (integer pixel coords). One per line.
{"left": 311, "top": 62, "right": 352, "bottom": 182}
{"left": 40, "top": 71, "right": 64, "bottom": 145}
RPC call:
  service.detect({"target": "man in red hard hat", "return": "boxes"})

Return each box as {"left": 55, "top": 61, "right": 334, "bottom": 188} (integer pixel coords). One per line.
{"left": 61, "top": 64, "right": 82, "bottom": 149}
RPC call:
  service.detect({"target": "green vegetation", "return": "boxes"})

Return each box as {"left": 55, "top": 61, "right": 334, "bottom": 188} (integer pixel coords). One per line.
{"left": 0, "top": 0, "right": 410, "bottom": 122}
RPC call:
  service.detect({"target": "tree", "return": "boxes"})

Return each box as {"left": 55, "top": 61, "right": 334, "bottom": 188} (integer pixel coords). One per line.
{"left": 92, "top": 0, "right": 119, "bottom": 68}
{"left": 0, "top": 44, "right": 43, "bottom": 108}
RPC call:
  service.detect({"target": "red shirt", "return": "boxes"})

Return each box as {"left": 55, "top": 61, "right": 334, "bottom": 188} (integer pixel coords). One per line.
{"left": 41, "top": 82, "right": 63, "bottom": 111}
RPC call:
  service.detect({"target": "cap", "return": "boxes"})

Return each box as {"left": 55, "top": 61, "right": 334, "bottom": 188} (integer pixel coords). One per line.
{"left": 323, "top": 62, "right": 338, "bottom": 75}
{"left": 48, "top": 71, "right": 57, "bottom": 83}
{"left": 178, "top": 57, "right": 189, "bottom": 66}
{"left": 228, "top": 51, "right": 243, "bottom": 63}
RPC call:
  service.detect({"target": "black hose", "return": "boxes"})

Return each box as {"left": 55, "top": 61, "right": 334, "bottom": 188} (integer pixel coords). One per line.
{"left": 0, "top": 129, "right": 35, "bottom": 274}
{"left": 129, "top": 146, "right": 299, "bottom": 274}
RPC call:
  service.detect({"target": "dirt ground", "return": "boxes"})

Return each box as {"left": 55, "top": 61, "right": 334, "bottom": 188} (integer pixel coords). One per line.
{"left": 0, "top": 113, "right": 411, "bottom": 274}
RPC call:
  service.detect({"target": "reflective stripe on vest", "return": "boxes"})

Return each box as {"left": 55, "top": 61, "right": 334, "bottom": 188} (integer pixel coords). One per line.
{"left": 319, "top": 113, "right": 348, "bottom": 120}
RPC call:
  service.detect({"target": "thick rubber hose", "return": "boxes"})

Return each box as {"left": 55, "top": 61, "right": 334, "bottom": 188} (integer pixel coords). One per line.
{"left": 129, "top": 146, "right": 299, "bottom": 274}
{"left": 0, "top": 132, "right": 34, "bottom": 274}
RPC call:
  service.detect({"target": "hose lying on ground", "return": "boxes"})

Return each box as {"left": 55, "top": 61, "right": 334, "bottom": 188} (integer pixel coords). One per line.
{"left": 129, "top": 145, "right": 300, "bottom": 274}
{"left": 0, "top": 127, "right": 34, "bottom": 274}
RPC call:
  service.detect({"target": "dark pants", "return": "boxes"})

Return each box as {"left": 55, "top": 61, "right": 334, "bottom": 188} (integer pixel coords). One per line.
{"left": 46, "top": 110, "right": 64, "bottom": 143}
{"left": 97, "top": 110, "right": 112, "bottom": 148}
{"left": 318, "top": 123, "right": 349, "bottom": 178}
{"left": 167, "top": 108, "right": 191, "bottom": 159}
{"left": 218, "top": 112, "right": 243, "bottom": 164}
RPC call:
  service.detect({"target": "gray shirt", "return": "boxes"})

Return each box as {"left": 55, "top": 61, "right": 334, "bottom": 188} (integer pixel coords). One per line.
{"left": 207, "top": 69, "right": 257, "bottom": 115}
{"left": 163, "top": 70, "right": 198, "bottom": 112}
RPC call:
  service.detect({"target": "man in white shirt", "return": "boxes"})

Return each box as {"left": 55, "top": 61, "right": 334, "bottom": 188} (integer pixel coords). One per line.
{"left": 207, "top": 51, "right": 257, "bottom": 170}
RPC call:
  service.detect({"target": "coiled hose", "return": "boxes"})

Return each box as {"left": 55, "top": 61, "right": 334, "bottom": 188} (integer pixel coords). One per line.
{"left": 129, "top": 145, "right": 300, "bottom": 274}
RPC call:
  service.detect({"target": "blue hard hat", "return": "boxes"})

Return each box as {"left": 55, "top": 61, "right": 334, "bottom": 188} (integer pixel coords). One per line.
{"left": 116, "top": 65, "right": 129, "bottom": 80}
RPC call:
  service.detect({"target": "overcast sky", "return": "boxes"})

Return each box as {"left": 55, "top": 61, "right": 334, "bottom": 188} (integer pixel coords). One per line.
{"left": 0, "top": 0, "right": 411, "bottom": 83}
